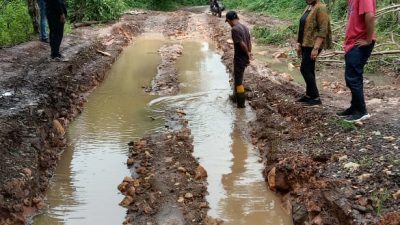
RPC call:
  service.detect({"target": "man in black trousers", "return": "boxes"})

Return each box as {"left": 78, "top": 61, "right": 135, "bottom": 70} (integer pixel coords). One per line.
{"left": 226, "top": 11, "right": 252, "bottom": 108}
{"left": 45, "top": 0, "right": 67, "bottom": 60}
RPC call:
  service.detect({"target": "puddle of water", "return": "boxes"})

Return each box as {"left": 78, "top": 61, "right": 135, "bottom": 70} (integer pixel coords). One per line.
{"left": 151, "top": 41, "right": 292, "bottom": 225}
{"left": 32, "top": 35, "right": 167, "bottom": 225}
{"left": 34, "top": 35, "right": 292, "bottom": 225}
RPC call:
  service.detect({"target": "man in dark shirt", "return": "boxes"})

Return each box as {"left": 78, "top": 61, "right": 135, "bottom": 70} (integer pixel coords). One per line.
{"left": 45, "top": 0, "right": 67, "bottom": 60}
{"left": 226, "top": 11, "right": 252, "bottom": 108}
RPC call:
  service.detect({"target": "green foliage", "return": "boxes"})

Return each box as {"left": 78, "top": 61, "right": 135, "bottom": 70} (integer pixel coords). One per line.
{"left": 66, "top": 0, "right": 126, "bottom": 22}
{"left": 372, "top": 189, "right": 392, "bottom": 216}
{"left": 226, "top": 0, "right": 306, "bottom": 19}
{"left": 0, "top": 0, "right": 33, "bottom": 47}
{"left": 332, "top": 119, "right": 356, "bottom": 132}
{"left": 253, "top": 25, "right": 297, "bottom": 44}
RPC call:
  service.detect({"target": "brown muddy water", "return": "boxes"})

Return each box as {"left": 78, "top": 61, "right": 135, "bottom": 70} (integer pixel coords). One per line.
{"left": 32, "top": 36, "right": 292, "bottom": 225}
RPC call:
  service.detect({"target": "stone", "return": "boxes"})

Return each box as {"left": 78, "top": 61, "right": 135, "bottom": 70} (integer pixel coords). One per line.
{"left": 32, "top": 197, "right": 42, "bottom": 205}
{"left": 22, "top": 168, "right": 32, "bottom": 177}
{"left": 280, "top": 73, "right": 294, "bottom": 82}
{"left": 393, "top": 190, "right": 400, "bottom": 200}
{"left": 358, "top": 173, "right": 372, "bottom": 182}
{"left": 338, "top": 155, "right": 348, "bottom": 162}
{"left": 344, "top": 162, "right": 360, "bottom": 172}
{"left": 383, "top": 136, "right": 396, "bottom": 142}
{"left": 267, "top": 167, "right": 289, "bottom": 192}
{"left": 53, "top": 119, "right": 65, "bottom": 136}
{"left": 127, "top": 186, "right": 136, "bottom": 197}
{"left": 119, "top": 196, "right": 134, "bottom": 207}
{"left": 118, "top": 182, "right": 129, "bottom": 192}
{"left": 136, "top": 167, "right": 147, "bottom": 174}
{"left": 272, "top": 51, "right": 288, "bottom": 59}
{"left": 127, "top": 158, "right": 134, "bottom": 166}
{"left": 184, "top": 193, "right": 193, "bottom": 199}
{"left": 372, "top": 131, "right": 381, "bottom": 136}
{"left": 177, "top": 197, "right": 185, "bottom": 203}
{"left": 177, "top": 167, "right": 187, "bottom": 173}
{"left": 267, "top": 167, "right": 277, "bottom": 191}
{"left": 311, "top": 215, "right": 323, "bottom": 225}
{"left": 195, "top": 165, "right": 207, "bottom": 180}
{"left": 292, "top": 203, "right": 308, "bottom": 225}
{"left": 204, "top": 216, "right": 224, "bottom": 225}
{"left": 123, "top": 176, "right": 134, "bottom": 183}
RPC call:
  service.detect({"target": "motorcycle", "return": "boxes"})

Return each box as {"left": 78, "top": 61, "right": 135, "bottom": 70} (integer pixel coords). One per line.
{"left": 210, "top": 0, "right": 225, "bottom": 18}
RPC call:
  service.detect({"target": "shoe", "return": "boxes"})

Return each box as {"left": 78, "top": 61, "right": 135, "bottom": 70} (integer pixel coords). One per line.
{"left": 51, "top": 55, "right": 68, "bottom": 62}
{"left": 336, "top": 107, "right": 355, "bottom": 117}
{"left": 229, "top": 94, "right": 237, "bottom": 103}
{"left": 344, "top": 111, "right": 371, "bottom": 122}
{"left": 40, "top": 38, "right": 49, "bottom": 43}
{"left": 236, "top": 93, "right": 246, "bottom": 108}
{"left": 296, "top": 95, "right": 311, "bottom": 103}
{"left": 302, "top": 98, "right": 322, "bottom": 107}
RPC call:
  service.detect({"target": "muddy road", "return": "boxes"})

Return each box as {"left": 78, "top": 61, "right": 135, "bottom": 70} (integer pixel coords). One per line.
{"left": 0, "top": 6, "right": 399, "bottom": 225}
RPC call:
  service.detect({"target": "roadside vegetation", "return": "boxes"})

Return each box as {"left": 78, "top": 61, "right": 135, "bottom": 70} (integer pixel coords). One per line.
{"left": 0, "top": 0, "right": 204, "bottom": 48}
{"left": 226, "top": 0, "right": 400, "bottom": 72}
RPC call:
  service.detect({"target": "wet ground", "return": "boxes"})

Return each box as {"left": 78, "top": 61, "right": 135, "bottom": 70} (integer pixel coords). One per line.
{"left": 0, "top": 6, "right": 399, "bottom": 225}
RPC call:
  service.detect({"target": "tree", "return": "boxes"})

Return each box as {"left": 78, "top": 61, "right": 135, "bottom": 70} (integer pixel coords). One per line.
{"left": 27, "top": 0, "right": 39, "bottom": 34}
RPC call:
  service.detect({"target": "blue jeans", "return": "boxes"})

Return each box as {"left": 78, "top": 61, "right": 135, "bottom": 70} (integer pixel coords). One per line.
{"left": 38, "top": 0, "right": 48, "bottom": 40}
{"left": 344, "top": 43, "right": 374, "bottom": 112}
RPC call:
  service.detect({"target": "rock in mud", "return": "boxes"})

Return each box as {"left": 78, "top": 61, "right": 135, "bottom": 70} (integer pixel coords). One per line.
{"left": 120, "top": 196, "right": 135, "bottom": 208}
{"left": 52, "top": 119, "right": 65, "bottom": 136}
{"left": 393, "top": 190, "right": 400, "bottom": 200}
{"left": 194, "top": 165, "right": 207, "bottom": 180}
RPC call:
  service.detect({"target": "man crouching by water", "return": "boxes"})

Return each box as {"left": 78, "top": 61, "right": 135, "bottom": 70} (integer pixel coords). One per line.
{"left": 226, "top": 11, "right": 253, "bottom": 108}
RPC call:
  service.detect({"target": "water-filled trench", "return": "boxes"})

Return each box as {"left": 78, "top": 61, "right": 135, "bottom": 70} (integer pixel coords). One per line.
{"left": 33, "top": 34, "right": 292, "bottom": 225}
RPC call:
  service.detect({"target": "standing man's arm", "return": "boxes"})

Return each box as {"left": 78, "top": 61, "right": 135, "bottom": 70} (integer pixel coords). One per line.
{"left": 355, "top": 13, "right": 375, "bottom": 46}
{"left": 239, "top": 41, "right": 251, "bottom": 60}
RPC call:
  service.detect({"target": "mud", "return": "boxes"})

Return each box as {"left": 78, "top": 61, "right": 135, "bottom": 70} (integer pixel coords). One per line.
{"left": 119, "top": 109, "right": 209, "bottom": 225}
{"left": 0, "top": 12, "right": 149, "bottom": 224}
{"left": 146, "top": 44, "right": 184, "bottom": 95}
{"left": 1, "top": 6, "right": 398, "bottom": 225}
{"left": 207, "top": 12, "right": 399, "bottom": 225}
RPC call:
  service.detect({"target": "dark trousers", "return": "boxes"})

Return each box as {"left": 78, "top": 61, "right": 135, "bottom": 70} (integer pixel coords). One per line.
{"left": 300, "top": 47, "right": 320, "bottom": 99}
{"left": 233, "top": 63, "right": 246, "bottom": 108}
{"left": 47, "top": 14, "right": 65, "bottom": 58}
{"left": 345, "top": 43, "right": 374, "bottom": 112}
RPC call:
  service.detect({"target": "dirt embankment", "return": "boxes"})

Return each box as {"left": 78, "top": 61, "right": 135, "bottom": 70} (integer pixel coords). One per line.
{"left": 0, "top": 12, "right": 151, "bottom": 224}
{"left": 118, "top": 110, "right": 210, "bottom": 225}
{"left": 146, "top": 44, "right": 184, "bottom": 95}
{"left": 208, "top": 13, "right": 399, "bottom": 225}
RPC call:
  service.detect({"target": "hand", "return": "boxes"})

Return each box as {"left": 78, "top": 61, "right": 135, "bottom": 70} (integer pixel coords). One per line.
{"left": 355, "top": 39, "right": 371, "bottom": 47}
{"left": 249, "top": 53, "right": 254, "bottom": 61}
{"left": 60, "top": 14, "right": 66, "bottom": 23}
{"left": 296, "top": 44, "right": 302, "bottom": 58}
{"left": 311, "top": 48, "right": 319, "bottom": 60}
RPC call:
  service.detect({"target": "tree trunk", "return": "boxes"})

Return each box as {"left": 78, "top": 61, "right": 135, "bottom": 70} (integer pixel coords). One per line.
{"left": 27, "top": 0, "right": 39, "bottom": 34}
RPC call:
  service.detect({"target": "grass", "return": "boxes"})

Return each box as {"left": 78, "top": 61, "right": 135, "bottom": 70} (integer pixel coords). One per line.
{"left": 333, "top": 119, "right": 356, "bottom": 132}
{"left": 372, "top": 189, "right": 392, "bottom": 216}
{"left": 253, "top": 25, "right": 297, "bottom": 45}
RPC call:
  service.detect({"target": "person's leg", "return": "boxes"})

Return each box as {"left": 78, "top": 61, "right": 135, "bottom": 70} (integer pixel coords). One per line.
{"left": 47, "top": 15, "right": 57, "bottom": 58}
{"left": 343, "top": 44, "right": 374, "bottom": 121}
{"left": 234, "top": 64, "right": 246, "bottom": 108}
{"left": 38, "top": 0, "right": 48, "bottom": 41}
{"left": 300, "top": 47, "right": 320, "bottom": 99}
{"left": 53, "top": 18, "right": 65, "bottom": 58}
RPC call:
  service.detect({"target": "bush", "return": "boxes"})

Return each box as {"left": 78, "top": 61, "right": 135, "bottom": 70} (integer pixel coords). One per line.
{"left": 253, "top": 24, "right": 297, "bottom": 44}
{"left": 66, "top": 0, "right": 126, "bottom": 22}
{"left": 0, "top": 0, "right": 34, "bottom": 47}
